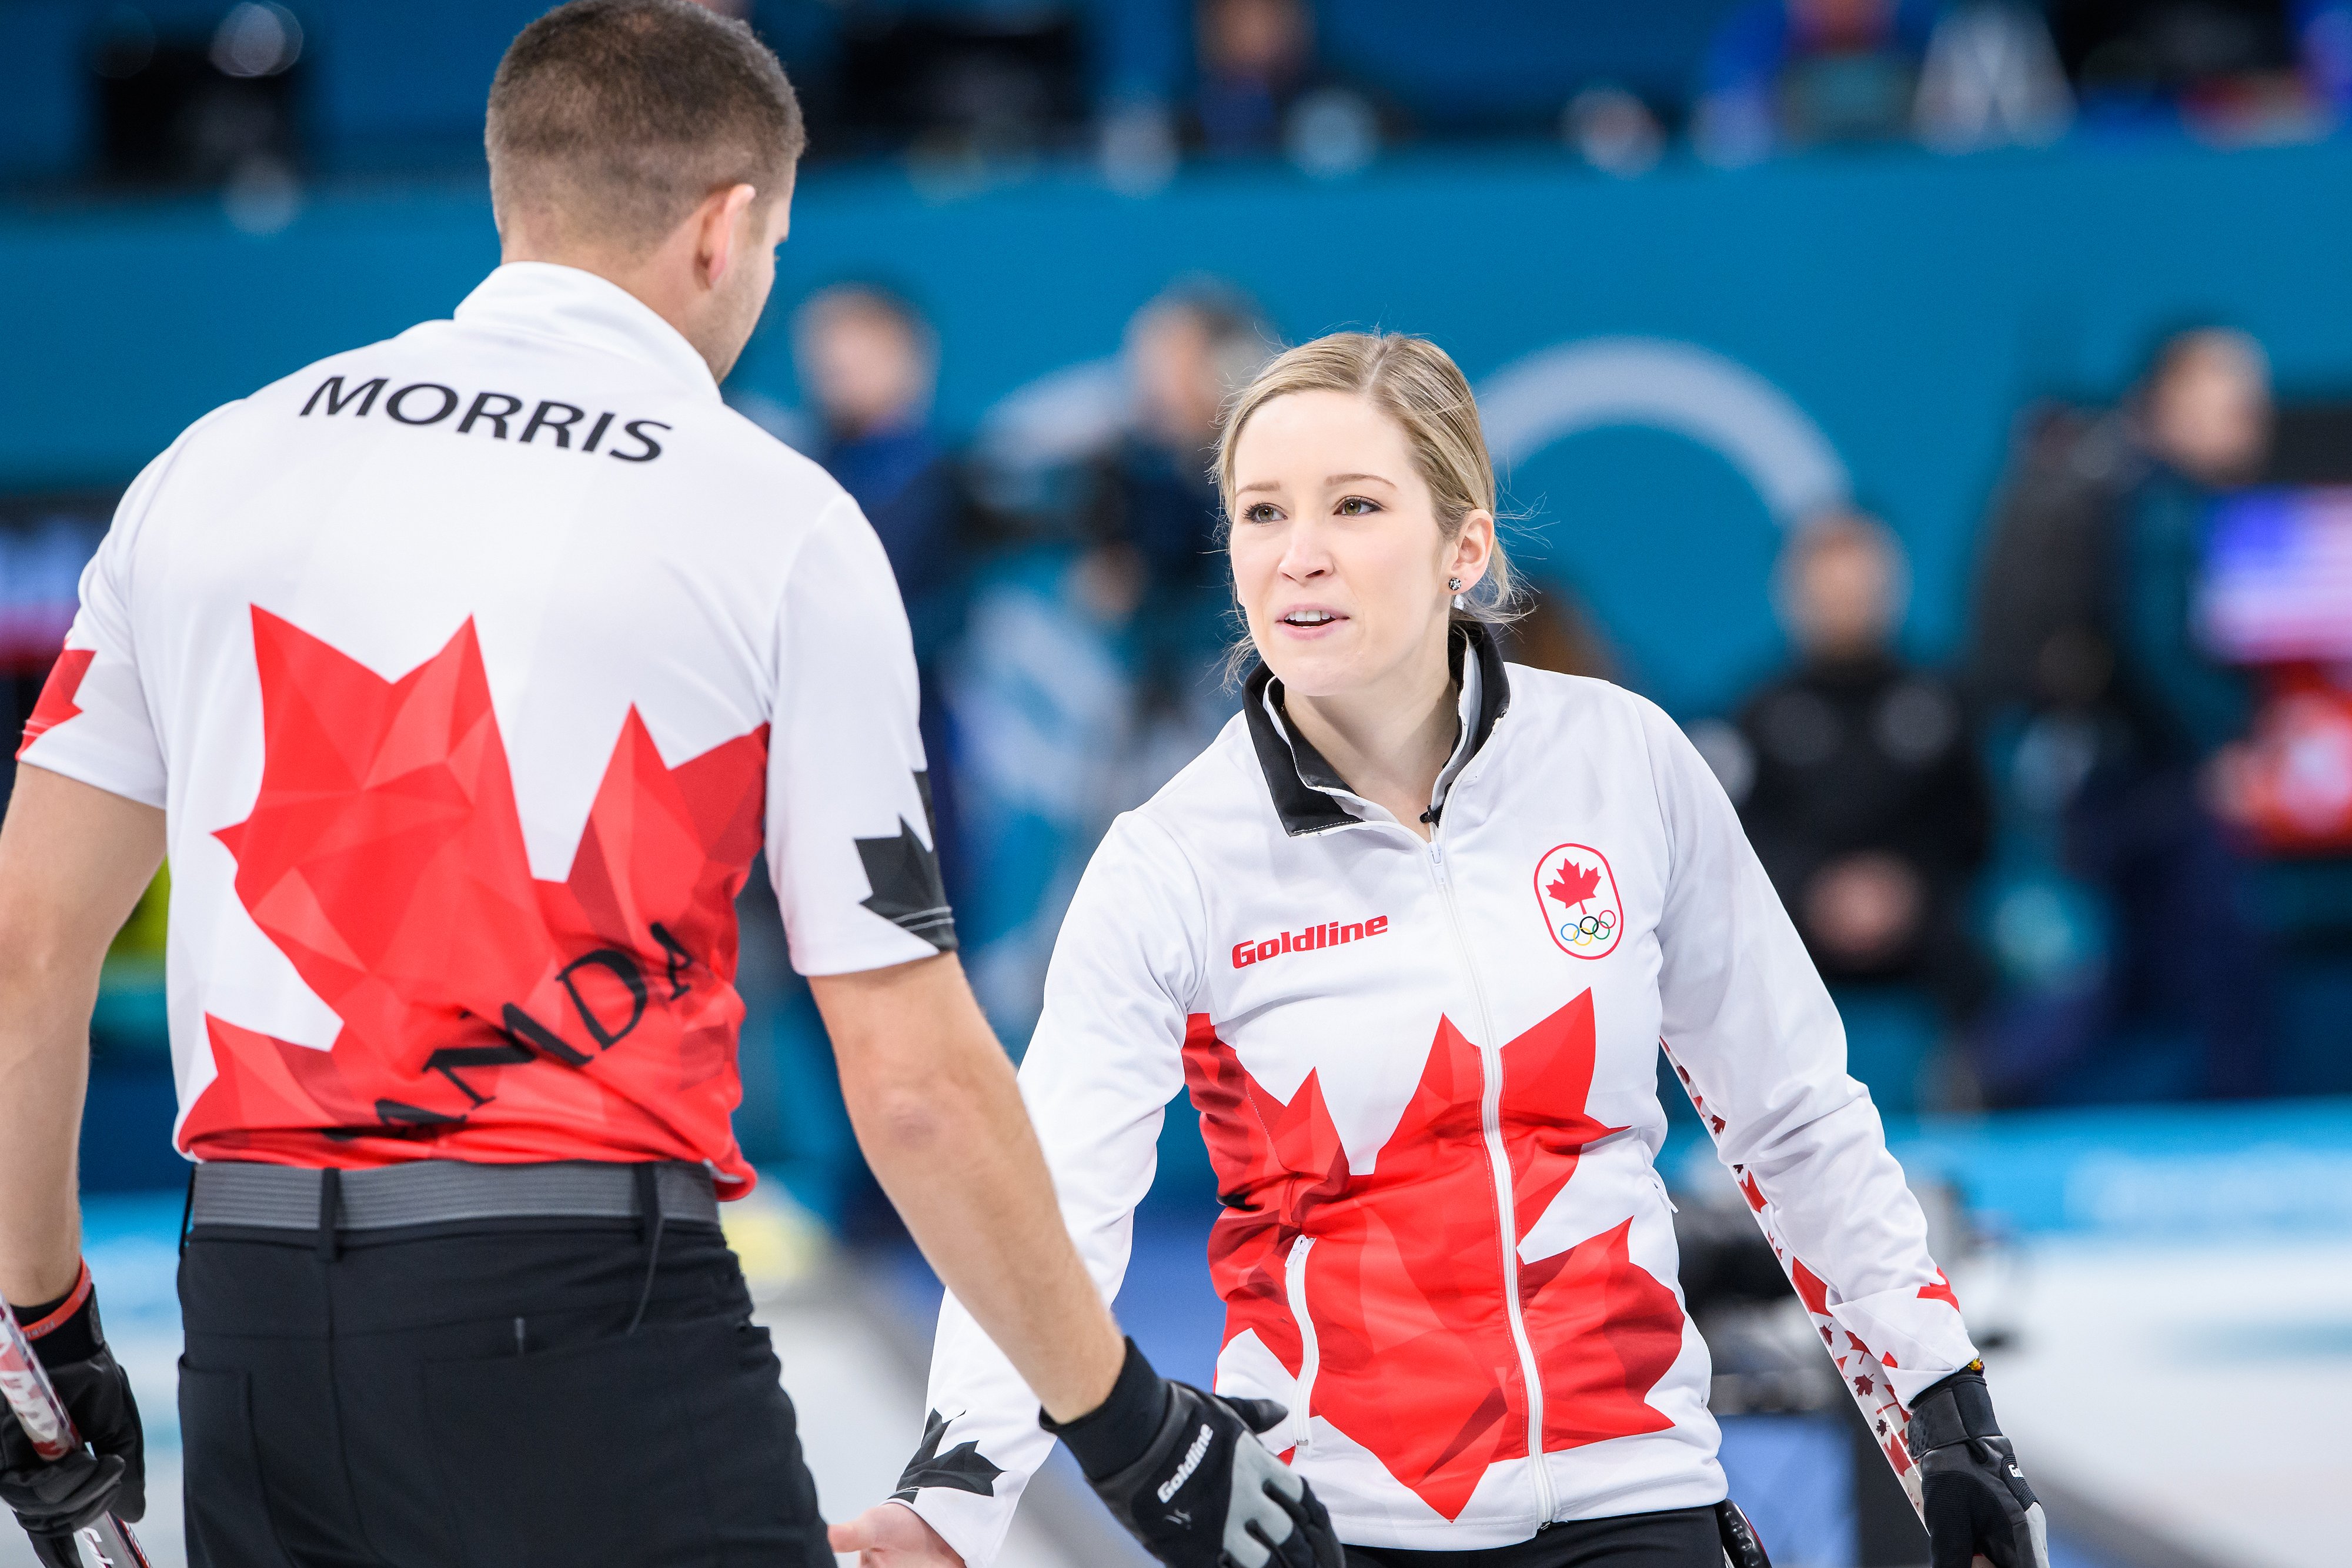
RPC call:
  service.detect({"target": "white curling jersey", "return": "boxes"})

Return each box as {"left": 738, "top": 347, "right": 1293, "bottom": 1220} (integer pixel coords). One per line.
{"left": 18, "top": 263, "right": 955, "bottom": 1191}
{"left": 904, "top": 627, "right": 1979, "bottom": 1560}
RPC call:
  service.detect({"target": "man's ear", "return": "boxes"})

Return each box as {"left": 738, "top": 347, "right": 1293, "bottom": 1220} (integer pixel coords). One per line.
{"left": 697, "top": 182, "right": 760, "bottom": 289}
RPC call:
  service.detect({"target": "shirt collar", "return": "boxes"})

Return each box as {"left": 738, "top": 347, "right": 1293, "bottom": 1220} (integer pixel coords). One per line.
{"left": 453, "top": 263, "right": 721, "bottom": 403}
{"left": 1242, "top": 621, "right": 1513, "bottom": 837}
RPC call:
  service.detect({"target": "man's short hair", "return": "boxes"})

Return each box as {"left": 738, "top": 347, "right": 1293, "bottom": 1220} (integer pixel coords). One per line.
{"left": 487, "top": 0, "right": 806, "bottom": 254}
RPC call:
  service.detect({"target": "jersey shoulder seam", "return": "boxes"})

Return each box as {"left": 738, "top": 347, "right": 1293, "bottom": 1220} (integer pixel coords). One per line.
{"left": 118, "top": 400, "right": 249, "bottom": 552}
{"left": 1105, "top": 808, "right": 1214, "bottom": 1017}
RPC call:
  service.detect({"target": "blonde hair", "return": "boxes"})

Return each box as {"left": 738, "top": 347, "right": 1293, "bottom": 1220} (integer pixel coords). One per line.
{"left": 1215, "top": 332, "right": 1524, "bottom": 641}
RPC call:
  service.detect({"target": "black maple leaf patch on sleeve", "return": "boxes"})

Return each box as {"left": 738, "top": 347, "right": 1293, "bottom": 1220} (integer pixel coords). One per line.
{"left": 854, "top": 771, "right": 957, "bottom": 952}
{"left": 891, "top": 1407, "right": 1004, "bottom": 1501}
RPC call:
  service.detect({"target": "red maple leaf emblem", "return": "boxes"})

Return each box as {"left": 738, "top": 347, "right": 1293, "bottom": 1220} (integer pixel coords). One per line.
{"left": 1918, "top": 1267, "right": 1962, "bottom": 1312}
{"left": 1545, "top": 859, "right": 1601, "bottom": 912}
{"left": 17, "top": 647, "right": 93, "bottom": 758}
{"left": 180, "top": 609, "right": 767, "bottom": 1182}
{"left": 1183, "top": 994, "right": 1685, "bottom": 1521}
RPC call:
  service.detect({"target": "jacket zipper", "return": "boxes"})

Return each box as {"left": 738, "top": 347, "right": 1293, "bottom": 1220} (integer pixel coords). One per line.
{"left": 1425, "top": 833, "right": 1558, "bottom": 1530}
{"left": 1285, "top": 1234, "right": 1320, "bottom": 1450}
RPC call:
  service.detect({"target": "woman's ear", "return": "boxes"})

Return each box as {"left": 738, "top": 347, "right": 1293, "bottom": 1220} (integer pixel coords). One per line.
{"left": 1448, "top": 510, "right": 1497, "bottom": 596}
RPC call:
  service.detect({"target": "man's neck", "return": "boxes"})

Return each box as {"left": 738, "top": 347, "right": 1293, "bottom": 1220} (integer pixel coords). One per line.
{"left": 498, "top": 243, "right": 718, "bottom": 378}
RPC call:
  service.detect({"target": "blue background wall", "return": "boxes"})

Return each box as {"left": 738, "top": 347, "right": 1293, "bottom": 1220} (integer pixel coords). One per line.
{"left": 7, "top": 137, "right": 2351, "bottom": 714}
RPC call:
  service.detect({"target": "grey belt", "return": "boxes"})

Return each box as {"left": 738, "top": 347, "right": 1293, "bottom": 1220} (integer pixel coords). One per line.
{"left": 189, "top": 1159, "right": 721, "bottom": 1234}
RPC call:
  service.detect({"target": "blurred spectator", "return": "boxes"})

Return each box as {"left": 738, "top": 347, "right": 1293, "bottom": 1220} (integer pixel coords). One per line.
{"left": 1080, "top": 282, "right": 1269, "bottom": 713}
{"left": 2052, "top": 0, "right": 2322, "bottom": 142}
{"left": 2119, "top": 330, "right": 2268, "bottom": 755}
{"left": 1187, "top": 0, "right": 1383, "bottom": 173}
{"left": 794, "top": 4, "right": 1086, "bottom": 168}
{"left": 1695, "top": 0, "right": 1944, "bottom": 161}
{"left": 1969, "top": 332, "right": 2267, "bottom": 761}
{"left": 1562, "top": 85, "right": 1668, "bottom": 176}
{"left": 1915, "top": 2, "right": 2076, "bottom": 149}
{"left": 791, "top": 283, "right": 978, "bottom": 885}
{"left": 1967, "top": 329, "right": 2274, "bottom": 1101}
{"left": 2300, "top": 0, "right": 2352, "bottom": 118}
{"left": 1710, "top": 511, "right": 1992, "bottom": 1028}
{"left": 92, "top": 0, "right": 306, "bottom": 225}
{"left": 793, "top": 285, "right": 967, "bottom": 658}
{"left": 1192, "top": 0, "right": 1308, "bottom": 152}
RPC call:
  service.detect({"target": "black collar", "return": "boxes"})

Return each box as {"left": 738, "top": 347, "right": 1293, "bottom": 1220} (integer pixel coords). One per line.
{"left": 1242, "top": 621, "right": 1514, "bottom": 837}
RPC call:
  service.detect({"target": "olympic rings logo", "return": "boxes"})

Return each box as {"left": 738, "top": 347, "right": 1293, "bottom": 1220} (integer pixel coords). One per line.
{"left": 1533, "top": 842, "right": 1622, "bottom": 959}
{"left": 1556, "top": 909, "right": 1617, "bottom": 947}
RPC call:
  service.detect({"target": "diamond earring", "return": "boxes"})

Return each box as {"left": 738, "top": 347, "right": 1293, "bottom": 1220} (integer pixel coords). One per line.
{"left": 1447, "top": 577, "right": 1462, "bottom": 591}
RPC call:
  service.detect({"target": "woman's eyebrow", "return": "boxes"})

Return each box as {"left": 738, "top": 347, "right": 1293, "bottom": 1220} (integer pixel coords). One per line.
{"left": 1235, "top": 480, "right": 1282, "bottom": 495}
{"left": 1328, "top": 472, "right": 1396, "bottom": 487}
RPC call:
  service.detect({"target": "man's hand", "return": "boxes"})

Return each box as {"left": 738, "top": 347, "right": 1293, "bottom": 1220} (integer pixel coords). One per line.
{"left": 1044, "top": 1341, "right": 1342, "bottom": 1568}
{"left": 827, "top": 1502, "right": 965, "bottom": 1566}
{"left": 0, "top": 1278, "right": 145, "bottom": 1540}
{"left": 1906, "top": 1368, "right": 2049, "bottom": 1568}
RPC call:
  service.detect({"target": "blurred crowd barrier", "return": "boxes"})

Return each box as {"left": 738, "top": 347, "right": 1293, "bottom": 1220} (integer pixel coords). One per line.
{"left": 11, "top": 1, "right": 2352, "bottom": 194}
{"left": 11, "top": 135, "right": 2352, "bottom": 1220}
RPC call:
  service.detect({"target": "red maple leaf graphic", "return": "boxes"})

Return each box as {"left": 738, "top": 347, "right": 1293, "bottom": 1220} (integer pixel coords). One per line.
{"left": 181, "top": 609, "right": 767, "bottom": 1182}
{"left": 1545, "top": 860, "right": 1601, "bottom": 912}
{"left": 17, "top": 647, "right": 93, "bottom": 758}
{"left": 1183, "top": 994, "right": 1685, "bottom": 1522}
{"left": 1918, "top": 1267, "right": 1962, "bottom": 1312}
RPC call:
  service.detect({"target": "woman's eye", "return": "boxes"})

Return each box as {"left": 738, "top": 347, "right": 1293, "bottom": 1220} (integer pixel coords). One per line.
{"left": 1242, "top": 503, "right": 1282, "bottom": 524}
{"left": 1336, "top": 496, "right": 1382, "bottom": 516}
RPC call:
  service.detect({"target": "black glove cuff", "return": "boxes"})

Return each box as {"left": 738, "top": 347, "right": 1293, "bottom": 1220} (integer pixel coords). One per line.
{"left": 13, "top": 1262, "right": 103, "bottom": 1369}
{"left": 1906, "top": 1365, "right": 1998, "bottom": 1457}
{"left": 1040, "top": 1338, "right": 1172, "bottom": 1483}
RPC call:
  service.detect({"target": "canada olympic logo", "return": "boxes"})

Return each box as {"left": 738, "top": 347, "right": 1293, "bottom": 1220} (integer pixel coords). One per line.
{"left": 1534, "top": 842, "right": 1622, "bottom": 959}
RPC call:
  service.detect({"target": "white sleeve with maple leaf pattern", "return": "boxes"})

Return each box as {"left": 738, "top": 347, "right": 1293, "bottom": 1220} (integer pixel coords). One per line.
{"left": 1639, "top": 697, "right": 1979, "bottom": 1410}
{"left": 766, "top": 496, "right": 957, "bottom": 977}
{"left": 14, "top": 413, "right": 225, "bottom": 807}
{"left": 902, "top": 811, "right": 1201, "bottom": 1568}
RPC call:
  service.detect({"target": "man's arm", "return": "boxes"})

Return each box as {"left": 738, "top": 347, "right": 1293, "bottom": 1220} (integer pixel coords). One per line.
{"left": 0, "top": 767, "right": 166, "bottom": 1308}
{"left": 809, "top": 952, "right": 1124, "bottom": 1423}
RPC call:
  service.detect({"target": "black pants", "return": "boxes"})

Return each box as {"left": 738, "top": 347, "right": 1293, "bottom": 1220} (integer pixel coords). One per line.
{"left": 1345, "top": 1505, "right": 1722, "bottom": 1568}
{"left": 178, "top": 1218, "right": 830, "bottom": 1567}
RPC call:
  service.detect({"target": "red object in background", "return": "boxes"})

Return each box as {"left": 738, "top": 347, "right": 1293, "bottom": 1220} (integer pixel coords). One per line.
{"left": 2226, "top": 663, "right": 2352, "bottom": 854}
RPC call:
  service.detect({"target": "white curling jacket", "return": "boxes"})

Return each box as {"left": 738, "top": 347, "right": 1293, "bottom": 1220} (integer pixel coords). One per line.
{"left": 902, "top": 627, "right": 1978, "bottom": 1559}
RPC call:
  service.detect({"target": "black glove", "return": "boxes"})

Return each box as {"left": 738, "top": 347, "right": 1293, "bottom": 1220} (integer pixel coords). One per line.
{"left": 1906, "top": 1367, "right": 2047, "bottom": 1568}
{"left": 0, "top": 1270, "right": 145, "bottom": 1543}
{"left": 1044, "top": 1339, "right": 1342, "bottom": 1568}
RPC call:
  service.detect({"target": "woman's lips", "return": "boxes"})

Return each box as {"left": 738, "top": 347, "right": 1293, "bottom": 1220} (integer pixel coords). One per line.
{"left": 1273, "top": 611, "right": 1349, "bottom": 640}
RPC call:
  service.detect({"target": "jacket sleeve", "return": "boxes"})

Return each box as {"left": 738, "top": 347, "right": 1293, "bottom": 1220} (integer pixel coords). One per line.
{"left": 1640, "top": 697, "right": 1979, "bottom": 1409}
{"left": 898, "top": 811, "right": 1201, "bottom": 1568}
{"left": 13, "top": 414, "right": 231, "bottom": 806}
{"left": 766, "top": 495, "right": 958, "bottom": 976}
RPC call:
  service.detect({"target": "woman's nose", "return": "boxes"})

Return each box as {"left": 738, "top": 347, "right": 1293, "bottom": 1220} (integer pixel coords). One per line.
{"left": 1279, "top": 523, "right": 1331, "bottom": 580}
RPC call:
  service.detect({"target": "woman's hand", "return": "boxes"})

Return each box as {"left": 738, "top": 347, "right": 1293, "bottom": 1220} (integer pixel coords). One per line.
{"left": 827, "top": 1502, "right": 967, "bottom": 1566}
